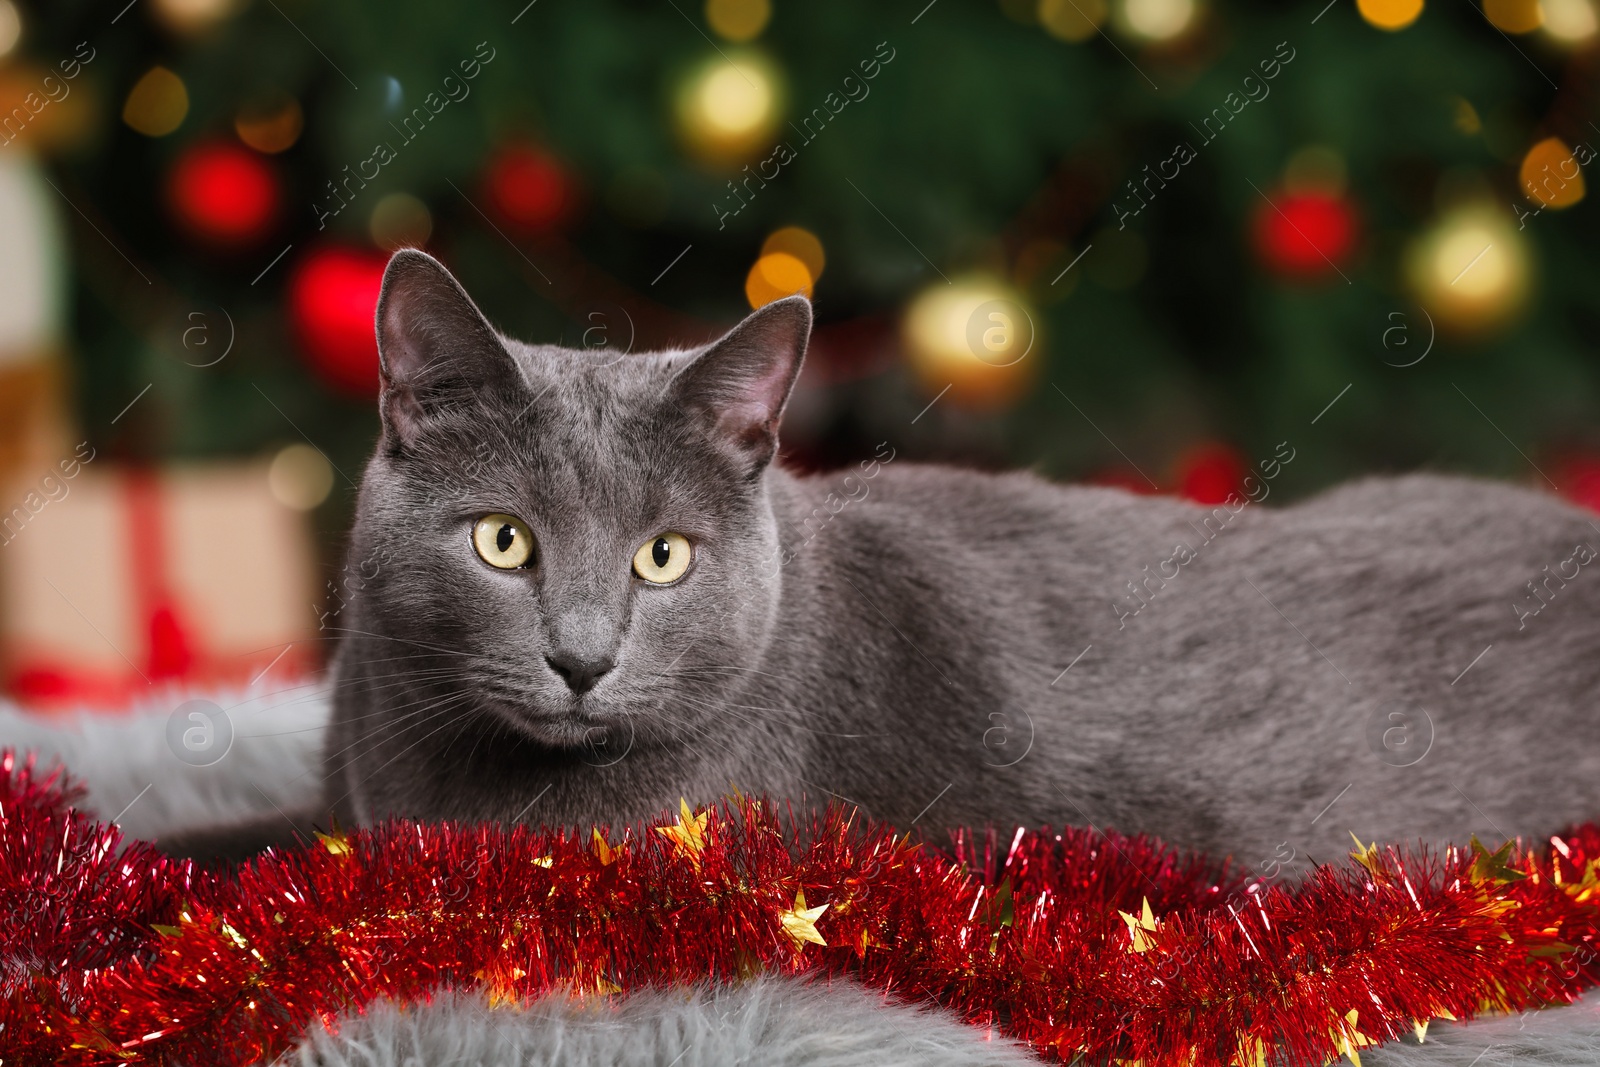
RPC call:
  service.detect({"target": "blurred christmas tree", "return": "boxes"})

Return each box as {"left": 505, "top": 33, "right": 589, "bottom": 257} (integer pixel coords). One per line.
{"left": 8, "top": 0, "right": 1600, "bottom": 533}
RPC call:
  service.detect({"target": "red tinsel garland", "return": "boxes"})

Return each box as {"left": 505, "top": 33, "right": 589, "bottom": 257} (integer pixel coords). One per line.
{"left": 3, "top": 750, "right": 1599, "bottom": 1066}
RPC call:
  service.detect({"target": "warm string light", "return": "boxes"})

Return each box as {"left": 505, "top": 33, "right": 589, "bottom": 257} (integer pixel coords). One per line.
{"left": 746, "top": 226, "right": 824, "bottom": 307}
{"left": 369, "top": 191, "right": 433, "bottom": 250}
{"left": 675, "top": 52, "right": 784, "bottom": 163}
{"left": 1037, "top": 0, "right": 1193, "bottom": 43}
{"left": 1521, "top": 137, "right": 1588, "bottom": 209}
{"left": 123, "top": 66, "right": 189, "bottom": 137}
{"left": 1406, "top": 203, "right": 1531, "bottom": 332}
{"left": 1357, "top": 0, "right": 1424, "bottom": 30}
{"left": 5, "top": 751, "right": 1600, "bottom": 1066}
{"left": 1113, "top": 0, "right": 1197, "bottom": 42}
{"left": 706, "top": 0, "right": 771, "bottom": 42}
{"left": 0, "top": 1, "right": 21, "bottom": 60}
{"left": 1485, "top": 0, "right": 1543, "bottom": 31}
{"left": 903, "top": 279, "right": 1038, "bottom": 409}
{"left": 267, "top": 444, "right": 333, "bottom": 511}
{"left": 234, "top": 93, "right": 304, "bottom": 154}
{"left": 1039, "top": 0, "right": 1106, "bottom": 42}
{"left": 1541, "top": 0, "right": 1599, "bottom": 41}
{"left": 151, "top": 0, "right": 240, "bottom": 34}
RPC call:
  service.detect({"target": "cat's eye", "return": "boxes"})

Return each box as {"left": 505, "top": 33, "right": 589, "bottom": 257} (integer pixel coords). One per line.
{"left": 632, "top": 532, "right": 692, "bottom": 585}
{"left": 472, "top": 514, "right": 535, "bottom": 570}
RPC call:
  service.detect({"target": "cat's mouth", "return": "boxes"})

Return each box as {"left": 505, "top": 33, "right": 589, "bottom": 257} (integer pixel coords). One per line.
{"left": 481, "top": 689, "right": 625, "bottom": 750}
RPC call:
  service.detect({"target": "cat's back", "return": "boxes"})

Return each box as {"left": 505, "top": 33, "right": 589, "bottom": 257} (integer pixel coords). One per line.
{"left": 785, "top": 460, "right": 1200, "bottom": 570}
{"left": 768, "top": 461, "right": 1214, "bottom": 671}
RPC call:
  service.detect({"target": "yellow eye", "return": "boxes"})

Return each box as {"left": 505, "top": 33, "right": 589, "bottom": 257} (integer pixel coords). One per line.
{"left": 472, "top": 514, "right": 535, "bottom": 569}
{"left": 632, "top": 532, "right": 692, "bottom": 584}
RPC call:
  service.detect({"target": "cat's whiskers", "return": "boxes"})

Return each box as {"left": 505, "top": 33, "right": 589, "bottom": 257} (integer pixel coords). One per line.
{"left": 322, "top": 626, "right": 483, "bottom": 660}
{"left": 313, "top": 677, "right": 478, "bottom": 734}
{"left": 337, "top": 651, "right": 483, "bottom": 670}
{"left": 664, "top": 663, "right": 812, "bottom": 687}
{"left": 332, "top": 692, "right": 490, "bottom": 810}
{"left": 322, "top": 692, "right": 481, "bottom": 805}
{"left": 310, "top": 686, "right": 482, "bottom": 781}
{"left": 332, "top": 666, "right": 478, "bottom": 691}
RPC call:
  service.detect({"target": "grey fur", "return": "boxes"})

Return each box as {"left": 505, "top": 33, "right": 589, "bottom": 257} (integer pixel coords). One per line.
{"left": 285, "top": 976, "right": 1042, "bottom": 1067}
{"left": 1363, "top": 998, "right": 1600, "bottom": 1067}
{"left": 327, "top": 249, "right": 1600, "bottom": 867}
{"left": 0, "top": 685, "right": 326, "bottom": 843}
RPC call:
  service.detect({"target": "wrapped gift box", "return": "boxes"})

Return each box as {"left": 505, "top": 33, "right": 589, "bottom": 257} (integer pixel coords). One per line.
{"left": 0, "top": 462, "right": 320, "bottom": 710}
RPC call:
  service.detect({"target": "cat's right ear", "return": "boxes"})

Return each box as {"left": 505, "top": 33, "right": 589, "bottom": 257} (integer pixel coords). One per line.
{"left": 375, "top": 249, "right": 518, "bottom": 450}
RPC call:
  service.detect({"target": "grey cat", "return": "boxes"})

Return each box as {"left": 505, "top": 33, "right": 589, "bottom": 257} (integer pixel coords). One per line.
{"left": 317, "top": 248, "right": 1600, "bottom": 870}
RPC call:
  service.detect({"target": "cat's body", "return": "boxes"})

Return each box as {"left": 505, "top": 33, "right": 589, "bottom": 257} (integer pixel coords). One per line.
{"left": 323, "top": 250, "right": 1600, "bottom": 867}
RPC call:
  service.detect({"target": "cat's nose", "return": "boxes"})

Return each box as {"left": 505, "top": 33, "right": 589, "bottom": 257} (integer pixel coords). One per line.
{"left": 545, "top": 650, "right": 615, "bottom": 695}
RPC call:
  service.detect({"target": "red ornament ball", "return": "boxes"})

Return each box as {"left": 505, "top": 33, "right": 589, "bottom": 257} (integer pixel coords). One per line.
{"left": 287, "top": 246, "right": 388, "bottom": 396}
{"left": 1174, "top": 442, "right": 1247, "bottom": 505}
{"left": 166, "top": 141, "right": 280, "bottom": 244}
{"left": 1553, "top": 453, "right": 1600, "bottom": 514}
{"left": 484, "top": 144, "right": 575, "bottom": 233}
{"left": 1252, "top": 191, "right": 1358, "bottom": 277}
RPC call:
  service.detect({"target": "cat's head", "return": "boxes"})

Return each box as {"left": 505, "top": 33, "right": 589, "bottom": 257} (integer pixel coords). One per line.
{"left": 345, "top": 249, "right": 810, "bottom": 753}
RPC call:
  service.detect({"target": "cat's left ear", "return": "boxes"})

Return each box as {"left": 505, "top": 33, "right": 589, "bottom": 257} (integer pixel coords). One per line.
{"left": 668, "top": 295, "right": 811, "bottom": 472}
{"left": 375, "top": 249, "right": 519, "bottom": 450}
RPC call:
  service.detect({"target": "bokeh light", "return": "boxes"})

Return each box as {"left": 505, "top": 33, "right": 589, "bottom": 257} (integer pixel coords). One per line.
{"left": 1039, "top": 0, "right": 1107, "bottom": 41}
{"left": 1113, "top": 0, "right": 1197, "bottom": 41}
{"left": 706, "top": 0, "right": 772, "bottom": 41}
{"left": 903, "top": 279, "right": 1037, "bottom": 409}
{"left": 152, "top": 0, "right": 239, "bottom": 33}
{"left": 0, "top": 1, "right": 21, "bottom": 60}
{"left": 234, "top": 93, "right": 304, "bottom": 154}
{"left": 761, "top": 226, "right": 825, "bottom": 280}
{"left": 1406, "top": 204, "right": 1530, "bottom": 331}
{"left": 1357, "top": 0, "right": 1424, "bottom": 30}
{"left": 369, "top": 192, "right": 433, "bottom": 250}
{"left": 166, "top": 141, "right": 279, "bottom": 244}
{"left": 675, "top": 52, "right": 783, "bottom": 163}
{"left": 123, "top": 66, "right": 189, "bottom": 137}
{"left": 1283, "top": 144, "right": 1348, "bottom": 195}
{"left": 1520, "top": 137, "right": 1586, "bottom": 209}
{"left": 267, "top": 444, "right": 334, "bottom": 512}
{"left": 1484, "top": 0, "right": 1542, "bottom": 31}
{"left": 1541, "top": 0, "right": 1598, "bottom": 39}
{"left": 745, "top": 251, "right": 813, "bottom": 307}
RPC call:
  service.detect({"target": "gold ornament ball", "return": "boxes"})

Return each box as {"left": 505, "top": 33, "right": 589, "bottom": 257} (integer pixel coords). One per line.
{"left": 1406, "top": 205, "right": 1530, "bottom": 333}
{"left": 675, "top": 52, "right": 783, "bottom": 165}
{"left": 902, "top": 279, "right": 1039, "bottom": 410}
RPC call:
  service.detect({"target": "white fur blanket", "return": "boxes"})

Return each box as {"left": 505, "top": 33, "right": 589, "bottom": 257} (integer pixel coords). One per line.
{"left": 3, "top": 685, "right": 1597, "bottom": 1066}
